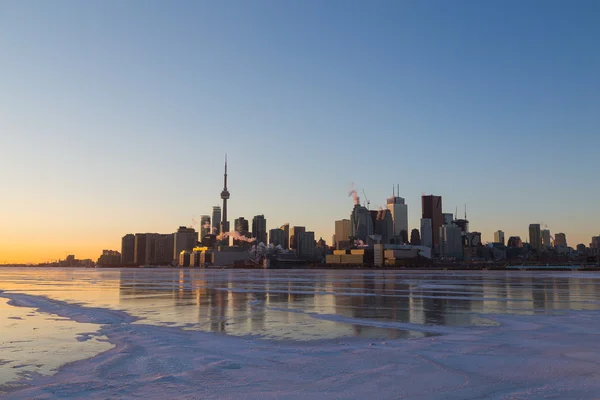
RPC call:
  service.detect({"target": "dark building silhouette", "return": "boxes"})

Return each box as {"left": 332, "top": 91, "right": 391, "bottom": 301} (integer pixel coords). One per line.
{"left": 422, "top": 195, "right": 443, "bottom": 248}
{"left": 290, "top": 226, "right": 306, "bottom": 251}
{"left": 410, "top": 229, "right": 421, "bottom": 245}
{"left": 507, "top": 236, "right": 523, "bottom": 248}
{"left": 281, "top": 224, "right": 290, "bottom": 249}
{"left": 134, "top": 233, "right": 147, "bottom": 266}
{"left": 235, "top": 217, "right": 249, "bottom": 234}
{"left": 252, "top": 215, "right": 267, "bottom": 244}
{"left": 121, "top": 234, "right": 135, "bottom": 265}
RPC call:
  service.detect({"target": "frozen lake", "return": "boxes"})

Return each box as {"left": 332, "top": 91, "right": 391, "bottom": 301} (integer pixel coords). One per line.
{"left": 2, "top": 267, "right": 600, "bottom": 398}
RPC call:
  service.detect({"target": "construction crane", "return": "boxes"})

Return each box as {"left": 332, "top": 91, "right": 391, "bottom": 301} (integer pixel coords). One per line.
{"left": 362, "top": 189, "right": 370, "bottom": 210}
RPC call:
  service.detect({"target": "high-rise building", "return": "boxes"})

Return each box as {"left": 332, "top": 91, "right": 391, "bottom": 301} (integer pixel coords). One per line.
{"left": 235, "top": 217, "right": 249, "bottom": 234}
{"left": 134, "top": 233, "right": 148, "bottom": 266}
{"left": 440, "top": 224, "right": 463, "bottom": 259}
{"left": 121, "top": 234, "right": 135, "bottom": 265}
{"left": 152, "top": 234, "right": 175, "bottom": 265}
{"left": 507, "top": 236, "right": 523, "bottom": 248}
{"left": 281, "top": 224, "right": 290, "bottom": 249}
{"left": 443, "top": 213, "right": 454, "bottom": 226}
{"left": 374, "top": 209, "right": 393, "bottom": 244}
{"left": 220, "top": 156, "right": 230, "bottom": 235}
{"left": 387, "top": 195, "right": 408, "bottom": 238}
{"left": 290, "top": 226, "right": 306, "bottom": 251}
{"left": 269, "top": 228, "right": 285, "bottom": 247}
{"left": 420, "top": 218, "right": 433, "bottom": 249}
{"left": 541, "top": 229, "right": 552, "bottom": 248}
{"left": 200, "top": 215, "right": 211, "bottom": 238}
{"left": 174, "top": 226, "right": 198, "bottom": 263}
{"left": 298, "top": 231, "right": 315, "bottom": 260}
{"left": 334, "top": 219, "right": 351, "bottom": 249}
{"left": 422, "top": 195, "right": 443, "bottom": 248}
{"left": 529, "top": 224, "right": 542, "bottom": 252}
{"left": 350, "top": 204, "right": 373, "bottom": 243}
{"left": 494, "top": 230, "right": 505, "bottom": 245}
{"left": 591, "top": 236, "right": 600, "bottom": 249}
{"left": 252, "top": 215, "right": 267, "bottom": 244}
{"left": 554, "top": 233, "right": 567, "bottom": 247}
{"left": 211, "top": 206, "right": 221, "bottom": 235}
{"left": 410, "top": 229, "right": 421, "bottom": 245}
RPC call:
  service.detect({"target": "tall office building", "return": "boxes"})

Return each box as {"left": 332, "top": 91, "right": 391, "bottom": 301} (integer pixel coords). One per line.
{"left": 422, "top": 195, "right": 443, "bottom": 248}
{"left": 298, "top": 231, "right": 316, "bottom": 260}
{"left": 554, "top": 233, "right": 567, "bottom": 247}
{"left": 152, "top": 234, "right": 175, "bottom": 265}
{"left": 350, "top": 204, "right": 373, "bottom": 243}
{"left": 507, "top": 236, "right": 523, "bottom": 248}
{"left": 281, "top": 224, "right": 290, "bottom": 249}
{"left": 174, "top": 226, "right": 198, "bottom": 262}
{"left": 134, "top": 233, "right": 148, "bottom": 266}
{"left": 387, "top": 195, "right": 408, "bottom": 237}
{"left": 541, "top": 229, "right": 552, "bottom": 248}
{"left": 440, "top": 224, "right": 463, "bottom": 259}
{"left": 211, "top": 206, "right": 221, "bottom": 235}
{"left": 121, "top": 234, "right": 135, "bottom": 265}
{"left": 494, "top": 230, "right": 505, "bottom": 245}
{"left": 200, "top": 215, "right": 211, "bottom": 238}
{"left": 420, "top": 218, "right": 433, "bottom": 249}
{"left": 529, "top": 224, "right": 542, "bottom": 252}
{"left": 290, "top": 226, "right": 306, "bottom": 251}
{"left": 374, "top": 209, "right": 393, "bottom": 244}
{"left": 220, "top": 156, "right": 230, "bottom": 235}
{"left": 252, "top": 215, "right": 267, "bottom": 244}
{"left": 443, "top": 213, "right": 454, "bottom": 226}
{"left": 269, "top": 228, "right": 285, "bottom": 247}
{"left": 410, "top": 229, "right": 421, "bottom": 245}
{"left": 334, "top": 219, "right": 352, "bottom": 249}
{"left": 235, "top": 217, "right": 249, "bottom": 234}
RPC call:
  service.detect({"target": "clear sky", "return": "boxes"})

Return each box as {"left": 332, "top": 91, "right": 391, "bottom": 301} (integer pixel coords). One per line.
{"left": 1, "top": 0, "right": 599, "bottom": 263}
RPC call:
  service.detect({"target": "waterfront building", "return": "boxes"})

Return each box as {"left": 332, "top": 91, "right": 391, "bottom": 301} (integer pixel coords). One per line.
{"left": 410, "top": 229, "right": 421, "bottom": 245}
{"left": 269, "top": 228, "right": 285, "bottom": 247}
{"left": 200, "top": 215, "right": 211, "bottom": 238}
{"left": 97, "top": 250, "right": 121, "bottom": 266}
{"left": 386, "top": 195, "right": 408, "bottom": 238}
{"left": 350, "top": 204, "right": 373, "bottom": 243}
{"left": 121, "top": 234, "right": 135, "bottom": 265}
{"left": 281, "top": 224, "right": 290, "bottom": 249}
{"left": 235, "top": 217, "right": 250, "bottom": 235}
{"left": 494, "top": 230, "right": 505, "bottom": 245}
{"left": 507, "top": 236, "right": 523, "bottom": 248}
{"left": 252, "top": 215, "right": 267, "bottom": 244}
{"left": 334, "top": 219, "right": 352, "bottom": 249}
{"left": 290, "top": 226, "right": 306, "bottom": 251}
{"left": 440, "top": 224, "right": 463, "bottom": 259}
{"left": 374, "top": 209, "right": 393, "bottom": 244}
{"left": 134, "top": 233, "right": 148, "bottom": 266}
{"left": 420, "top": 218, "right": 433, "bottom": 249}
{"left": 174, "top": 226, "right": 198, "bottom": 263}
{"left": 298, "top": 231, "right": 316, "bottom": 260}
{"left": 422, "top": 195, "right": 443, "bottom": 248}
{"left": 211, "top": 206, "right": 221, "bottom": 235}
{"left": 541, "top": 229, "right": 552, "bottom": 249}
{"left": 554, "top": 233, "right": 567, "bottom": 247}
{"left": 529, "top": 224, "right": 542, "bottom": 252}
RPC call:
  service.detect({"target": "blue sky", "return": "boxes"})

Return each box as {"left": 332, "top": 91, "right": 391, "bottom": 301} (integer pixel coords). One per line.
{"left": 1, "top": 0, "right": 599, "bottom": 262}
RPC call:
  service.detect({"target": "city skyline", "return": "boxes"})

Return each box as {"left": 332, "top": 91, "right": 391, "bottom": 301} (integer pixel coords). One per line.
{"left": 2, "top": 1, "right": 600, "bottom": 263}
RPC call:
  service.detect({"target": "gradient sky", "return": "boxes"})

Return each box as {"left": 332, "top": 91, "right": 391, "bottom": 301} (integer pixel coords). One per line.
{"left": 1, "top": 0, "right": 599, "bottom": 263}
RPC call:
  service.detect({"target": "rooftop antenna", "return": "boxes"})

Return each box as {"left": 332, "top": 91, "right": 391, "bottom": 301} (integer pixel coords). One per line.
{"left": 392, "top": 185, "right": 395, "bottom": 197}
{"left": 464, "top": 204, "right": 467, "bottom": 220}
{"left": 455, "top": 206, "right": 458, "bottom": 220}
{"left": 397, "top": 184, "right": 400, "bottom": 197}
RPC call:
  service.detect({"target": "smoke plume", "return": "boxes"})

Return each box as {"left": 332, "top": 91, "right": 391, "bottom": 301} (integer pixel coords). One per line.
{"left": 348, "top": 183, "right": 360, "bottom": 205}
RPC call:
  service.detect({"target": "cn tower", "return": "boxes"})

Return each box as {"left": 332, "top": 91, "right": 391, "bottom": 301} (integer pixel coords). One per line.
{"left": 219, "top": 154, "right": 230, "bottom": 235}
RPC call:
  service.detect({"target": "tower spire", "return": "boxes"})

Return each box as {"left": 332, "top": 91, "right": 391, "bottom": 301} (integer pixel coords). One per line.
{"left": 220, "top": 154, "right": 230, "bottom": 235}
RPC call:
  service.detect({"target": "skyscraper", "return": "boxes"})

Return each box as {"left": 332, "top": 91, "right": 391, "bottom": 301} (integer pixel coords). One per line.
{"left": 554, "top": 233, "right": 567, "bottom": 247}
{"left": 350, "top": 204, "right": 373, "bottom": 243}
{"left": 200, "top": 215, "right": 211, "bottom": 238}
{"left": 422, "top": 195, "right": 443, "bottom": 248}
{"left": 252, "top": 215, "right": 267, "bottom": 244}
{"left": 121, "top": 234, "right": 135, "bottom": 265}
{"left": 174, "top": 226, "right": 198, "bottom": 263}
{"left": 281, "top": 224, "right": 290, "bottom": 249}
{"left": 420, "top": 218, "right": 432, "bottom": 249}
{"left": 440, "top": 224, "right": 463, "bottom": 259}
{"left": 387, "top": 194, "right": 408, "bottom": 238}
{"left": 134, "top": 233, "right": 147, "bottom": 266}
{"left": 334, "top": 219, "right": 351, "bottom": 249}
{"left": 290, "top": 226, "right": 306, "bottom": 251}
{"left": 443, "top": 213, "right": 454, "bottom": 226}
{"left": 211, "top": 206, "right": 221, "bottom": 235}
{"left": 529, "top": 224, "right": 542, "bottom": 252}
{"left": 269, "top": 228, "right": 285, "bottom": 247}
{"left": 410, "top": 229, "right": 421, "bottom": 245}
{"left": 374, "top": 209, "right": 393, "bottom": 244}
{"left": 234, "top": 217, "right": 249, "bottom": 234}
{"left": 494, "top": 230, "right": 505, "bottom": 245}
{"left": 220, "top": 155, "right": 230, "bottom": 235}
{"left": 541, "top": 229, "right": 552, "bottom": 248}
